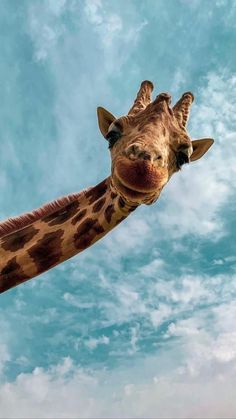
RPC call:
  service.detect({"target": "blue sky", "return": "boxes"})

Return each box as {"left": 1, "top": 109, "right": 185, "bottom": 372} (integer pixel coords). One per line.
{"left": 0, "top": 0, "right": 236, "bottom": 417}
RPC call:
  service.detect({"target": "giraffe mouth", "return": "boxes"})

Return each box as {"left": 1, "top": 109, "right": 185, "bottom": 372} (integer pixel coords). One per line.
{"left": 113, "top": 157, "right": 168, "bottom": 196}
{"left": 113, "top": 175, "right": 153, "bottom": 200}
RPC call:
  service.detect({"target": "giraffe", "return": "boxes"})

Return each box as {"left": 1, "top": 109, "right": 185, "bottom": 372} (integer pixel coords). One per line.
{"left": 0, "top": 80, "right": 214, "bottom": 294}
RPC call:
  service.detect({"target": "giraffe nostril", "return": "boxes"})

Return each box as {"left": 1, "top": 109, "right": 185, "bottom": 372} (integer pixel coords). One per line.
{"left": 125, "top": 144, "right": 140, "bottom": 159}
{"left": 138, "top": 150, "right": 152, "bottom": 161}
{"left": 125, "top": 144, "right": 161, "bottom": 163}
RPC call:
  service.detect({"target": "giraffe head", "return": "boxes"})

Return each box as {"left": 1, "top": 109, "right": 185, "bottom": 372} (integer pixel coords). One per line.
{"left": 97, "top": 81, "right": 214, "bottom": 205}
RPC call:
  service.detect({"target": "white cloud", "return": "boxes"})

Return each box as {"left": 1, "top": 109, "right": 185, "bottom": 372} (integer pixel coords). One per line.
{"left": 225, "top": 256, "right": 236, "bottom": 263}
{"left": 84, "top": 335, "right": 109, "bottom": 350}
{"left": 104, "top": 214, "right": 151, "bottom": 258}
{"left": 129, "top": 324, "right": 140, "bottom": 354}
{"left": 84, "top": 0, "right": 123, "bottom": 47}
{"left": 213, "top": 255, "right": 236, "bottom": 265}
{"left": 170, "top": 68, "right": 186, "bottom": 93}
{"left": 149, "top": 304, "right": 172, "bottom": 328}
{"left": 212, "top": 333, "right": 236, "bottom": 363}
{"left": 213, "top": 258, "right": 224, "bottom": 265}
{"left": 1, "top": 271, "right": 236, "bottom": 418}
{"left": 1, "top": 339, "right": 236, "bottom": 418}
{"left": 27, "top": 0, "right": 68, "bottom": 61}
{"left": 165, "top": 318, "right": 201, "bottom": 338}
{"left": 139, "top": 258, "right": 165, "bottom": 276}
{"left": 166, "top": 276, "right": 211, "bottom": 304}
{"left": 84, "top": 0, "right": 147, "bottom": 55}
{"left": 151, "top": 274, "right": 214, "bottom": 309}
{"left": 100, "top": 283, "right": 148, "bottom": 326}
{"left": 63, "top": 292, "right": 95, "bottom": 309}
{"left": 64, "top": 244, "right": 236, "bottom": 337}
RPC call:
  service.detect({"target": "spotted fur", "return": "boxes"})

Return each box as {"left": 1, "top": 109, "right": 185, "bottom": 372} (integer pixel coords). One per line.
{"left": 85, "top": 179, "right": 108, "bottom": 204}
{"left": 71, "top": 209, "right": 87, "bottom": 225}
{"left": 104, "top": 204, "right": 116, "bottom": 224}
{"left": 92, "top": 197, "right": 106, "bottom": 213}
{"left": 0, "top": 257, "right": 30, "bottom": 293}
{"left": 43, "top": 201, "right": 80, "bottom": 226}
{"left": 28, "top": 229, "right": 64, "bottom": 274}
{"left": 74, "top": 218, "right": 105, "bottom": 250}
{"left": 1, "top": 225, "right": 39, "bottom": 252}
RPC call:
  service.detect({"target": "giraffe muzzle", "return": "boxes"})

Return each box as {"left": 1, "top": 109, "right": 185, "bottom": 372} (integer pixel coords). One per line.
{"left": 114, "top": 157, "right": 168, "bottom": 194}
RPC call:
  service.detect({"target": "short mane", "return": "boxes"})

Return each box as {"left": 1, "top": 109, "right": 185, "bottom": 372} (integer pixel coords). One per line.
{"left": 0, "top": 190, "right": 88, "bottom": 239}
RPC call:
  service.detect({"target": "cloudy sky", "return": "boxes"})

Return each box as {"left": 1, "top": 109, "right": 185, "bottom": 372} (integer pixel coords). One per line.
{"left": 0, "top": 0, "right": 236, "bottom": 417}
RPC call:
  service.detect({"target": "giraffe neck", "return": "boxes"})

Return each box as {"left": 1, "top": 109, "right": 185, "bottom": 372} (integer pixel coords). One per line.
{"left": 0, "top": 177, "right": 138, "bottom": 294}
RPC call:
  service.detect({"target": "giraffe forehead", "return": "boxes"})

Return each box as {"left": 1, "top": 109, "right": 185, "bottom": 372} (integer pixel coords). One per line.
{"left": 120, "top": 110, "right": 174, "bottom": 140}
{"left": 127, "top": 112, "right": 191, "bottom": 149}
{"left": 122, "top": 122, "right": 170, "bottom": 150}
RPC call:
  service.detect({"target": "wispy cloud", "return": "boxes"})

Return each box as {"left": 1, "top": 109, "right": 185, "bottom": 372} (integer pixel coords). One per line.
{"left": 1, "top": 328, "right": 236, "bottom": 419}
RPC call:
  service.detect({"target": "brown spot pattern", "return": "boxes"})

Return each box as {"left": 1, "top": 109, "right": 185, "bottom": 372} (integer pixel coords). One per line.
{"left": 71, "top": 209, "right": 87, "bottom": 225}
{"left": 85, "top": 179, "right": 108, "bottom": 204}
{"left": 74, "top": 218, "right": 105, "bottom": 250}
{"left": 1, "top": 225, "right": 39, "bottom": 252}
{"left": 43, "top": 201, "right": 80, "bottom": 226}
{"left": 0, "top": 257, "right": 30, "bottom": 293}
{"left": 28, "top": 229, "right": 64, "bottom": 273}
{"left": 104, "top": 204, "right": 115, "bottom": 224}
{"left": 118, "top": 197, "right": 126, "bottom": 209}
{"left": 92, "top": 198, "right": 106, "bottom": 213}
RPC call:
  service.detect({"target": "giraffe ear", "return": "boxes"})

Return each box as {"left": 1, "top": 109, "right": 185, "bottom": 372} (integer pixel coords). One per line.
{"left": 97, "top": 107, "right": 116, "bottom": 138}
{"left": 190, "top": 138, "right": 214, "bottom": 162}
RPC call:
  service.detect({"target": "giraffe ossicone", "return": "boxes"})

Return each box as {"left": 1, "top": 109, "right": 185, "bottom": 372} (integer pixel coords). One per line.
{"left": 0, "top": 80, "right": 214, "bottom": 293}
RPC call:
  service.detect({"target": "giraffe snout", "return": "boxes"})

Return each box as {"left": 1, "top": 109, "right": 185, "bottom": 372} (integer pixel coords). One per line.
{"left": 125, "top": 144, "right": 163, "bottom": 164}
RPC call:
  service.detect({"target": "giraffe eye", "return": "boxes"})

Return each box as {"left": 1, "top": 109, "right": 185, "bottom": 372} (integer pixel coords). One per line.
{"left": 106, "top": 130, "right": 122, "bottom": 149}
{"left": 176, "top": 151, "right": 189, "bottom": 168}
